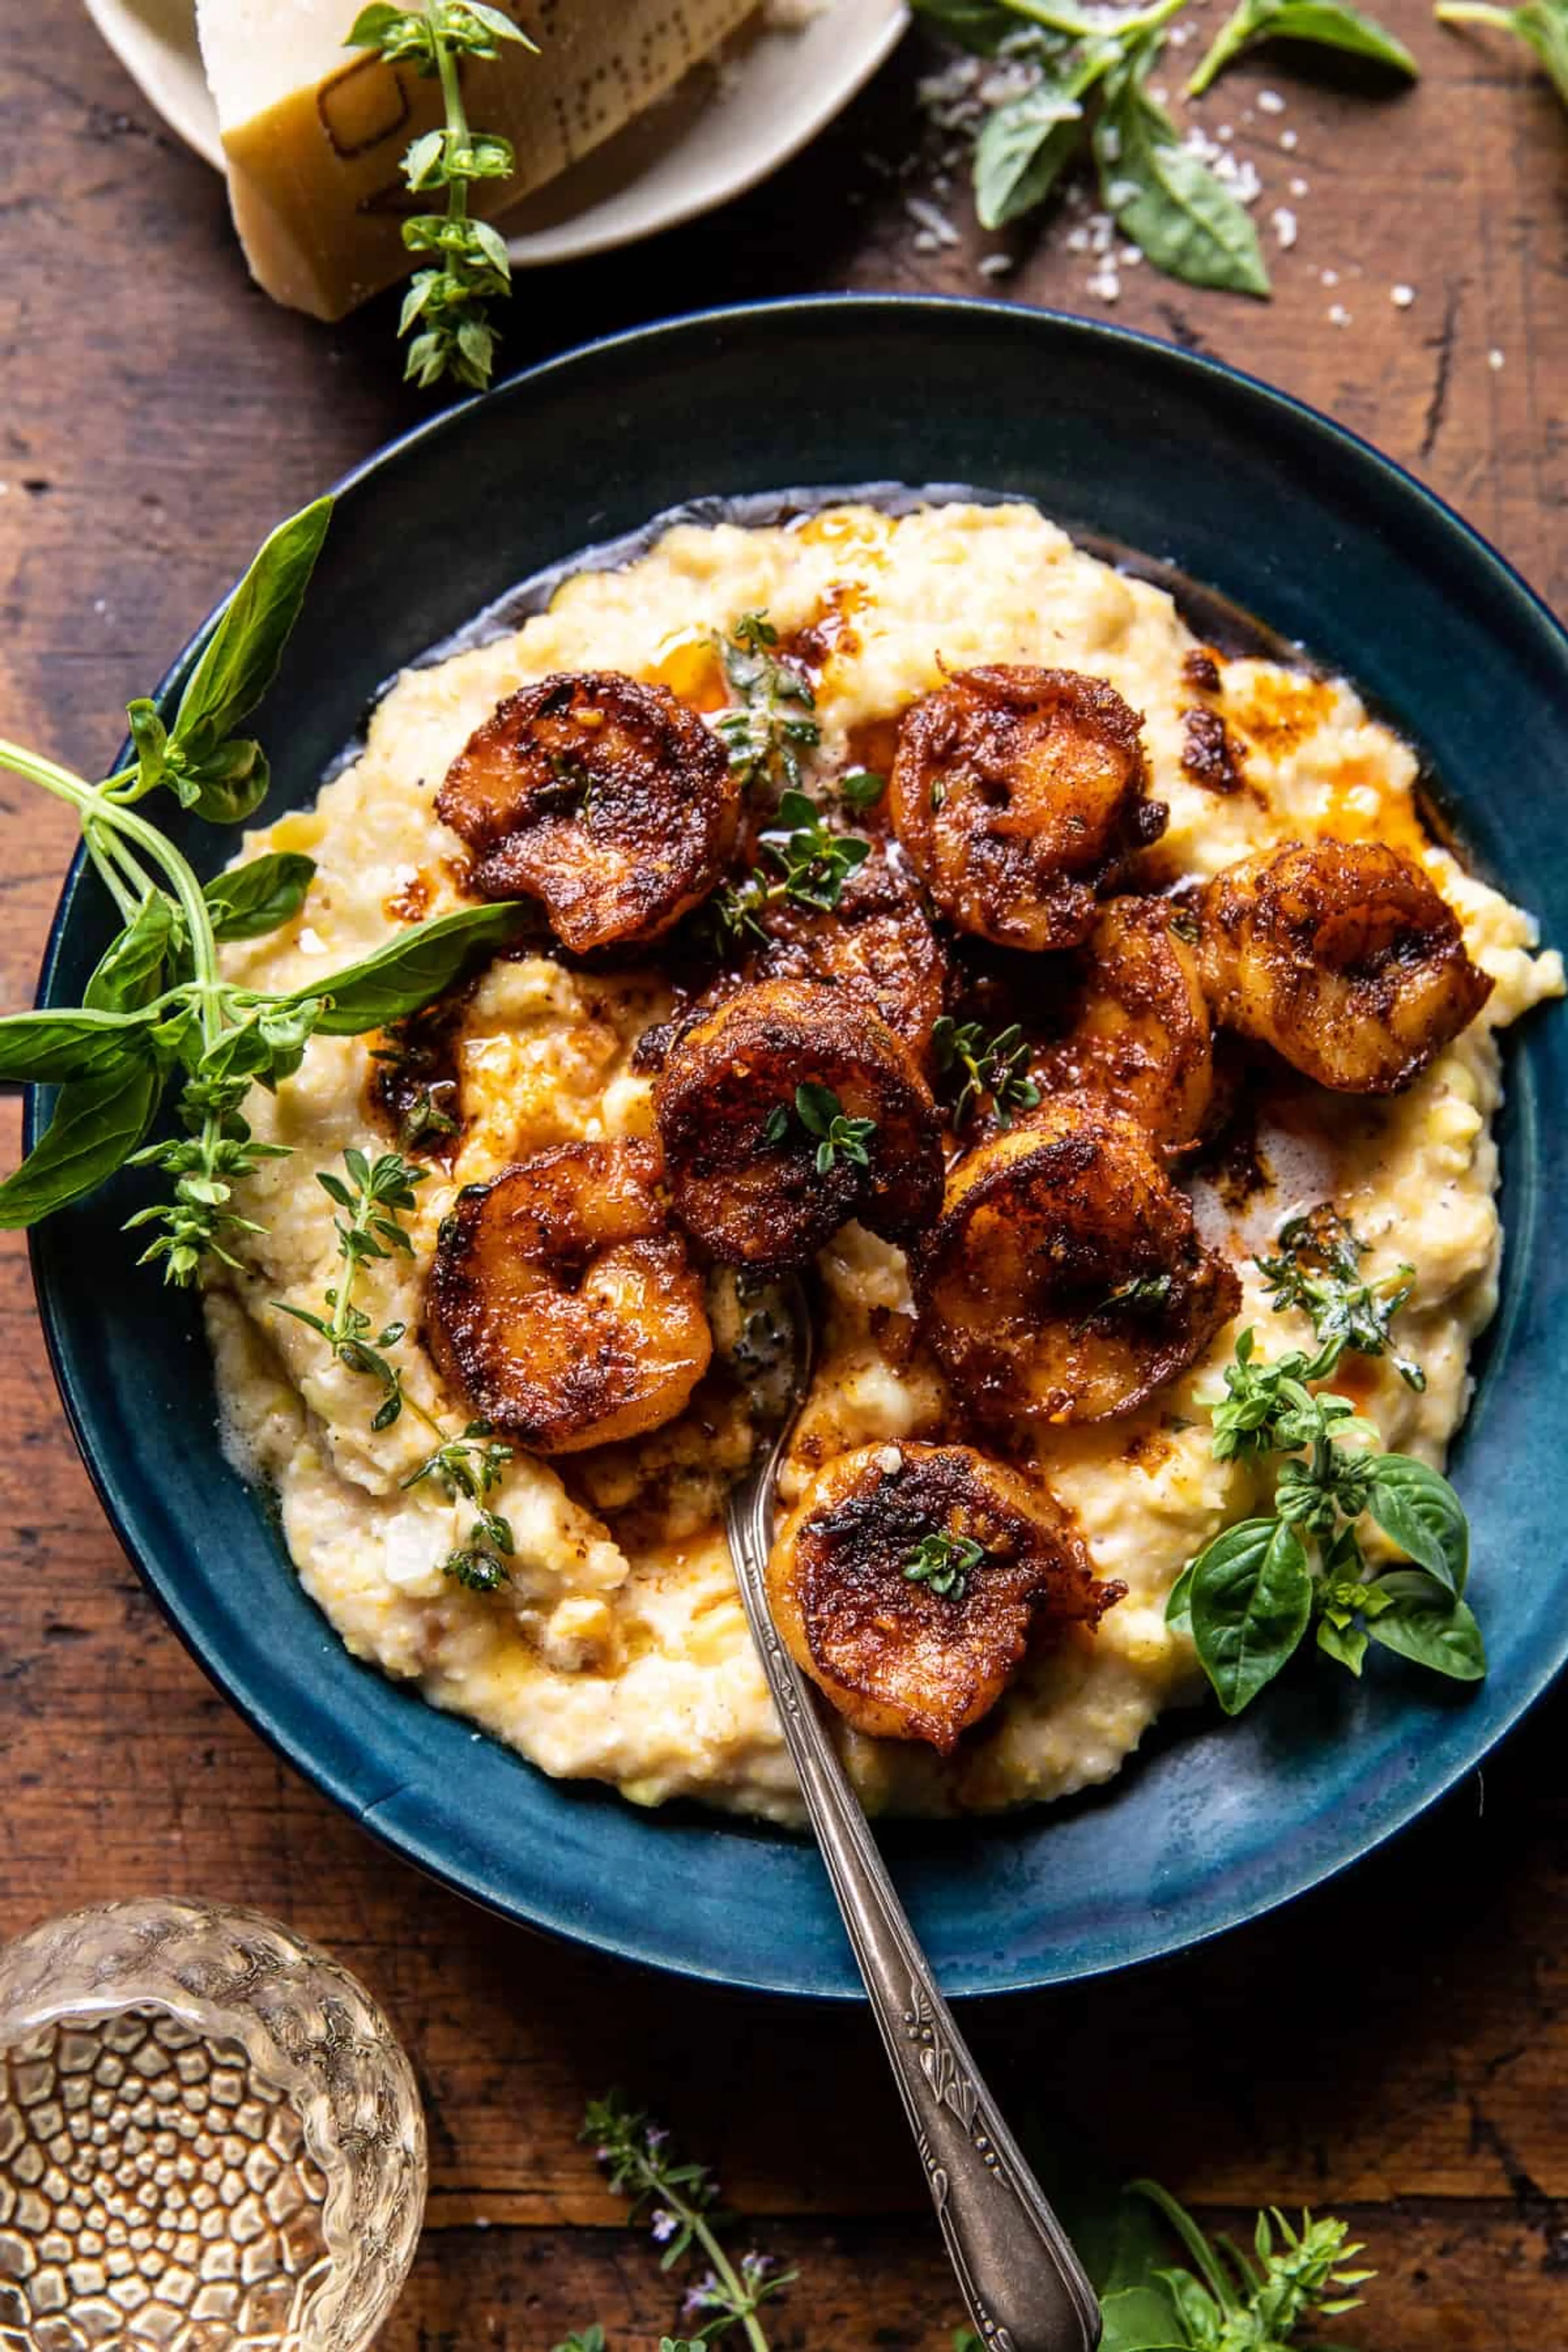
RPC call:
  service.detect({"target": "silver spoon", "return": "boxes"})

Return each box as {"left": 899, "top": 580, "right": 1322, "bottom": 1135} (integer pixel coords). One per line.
{"left": 721, "top": 1274, "right": 1101, "bottom": 2352}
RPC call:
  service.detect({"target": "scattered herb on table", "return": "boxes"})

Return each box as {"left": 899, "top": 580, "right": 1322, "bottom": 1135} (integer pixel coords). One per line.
{"left": 912, "top": 0, "right": 1425, "bottom": 295}
{"left": 566, "top": 2092, "right": 795, "bottom": 2352}
{"left": 764, "top": 1082, "right": 878, "bottom": 1173}
{"left": 1435, "top": 0, "right": 1568, "bottom": 111}
{"left": 346, "top": 2, "right": 536, "bottom": 392}
{"left": 932, "top": 1013, "right": 1042, "bottom": 1129}
{"left": 0, "top": 499, "right": 523, "bottom": 1283}
{"left": 714, "top": 612, "right": 822, "bottom": 795}
{"left": 1188, "top": 0, "right": 1416, "bottom": 96}
{"left": 562, "top": 2089, "right": 1376, "bottom": 2350}
{"left": 276, "top": 1147, "right": 516, "bottom": 1590}
{"left": 904, "top": 1529, "right": 985, "bottom": 1599}
{"left": 1168, "top": 1216, "right": 1480, "bottom": 1713}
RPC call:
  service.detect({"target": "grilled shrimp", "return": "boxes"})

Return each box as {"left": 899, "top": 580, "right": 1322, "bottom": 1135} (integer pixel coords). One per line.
{"left": 913, "top": 1095, "right": 1240, "bottom": 1425}
{"left": 654, "top": 977, "right": 943, "bottom": 1270}
{"left": 1198, "top": 839, "right": 1493, "bottom": 1093}
{"left": 426, "top": 1139, "right": 711, "bottom": 1453}
{"left": 1034, "top": 896, "right": 1215, "bottom": 1149}
{"left": 767, "top": 1441, "right": 1122, "bottom": 1751}
{"left": 888, "top": 666, "right": 1167, "bottom": 950}
{"left": 754, "top": 846, "right": 947, "bottom": 1054}
{"left": 436, "top": 670, "right": 739, "bottom": 952}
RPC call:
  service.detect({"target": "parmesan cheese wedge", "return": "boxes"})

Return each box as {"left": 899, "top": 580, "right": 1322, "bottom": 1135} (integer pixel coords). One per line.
{"left": 194, "top": 0, "right": 759, "bottom": 321}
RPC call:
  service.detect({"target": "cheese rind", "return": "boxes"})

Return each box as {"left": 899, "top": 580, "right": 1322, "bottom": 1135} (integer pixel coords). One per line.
{"left": 195, "top": 0, "right": 759, "bottom": 320}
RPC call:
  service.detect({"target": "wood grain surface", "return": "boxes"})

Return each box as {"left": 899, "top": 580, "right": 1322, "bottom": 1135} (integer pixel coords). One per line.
{"left": 1, "top": 3, "right": 1564, "bottom": 2343}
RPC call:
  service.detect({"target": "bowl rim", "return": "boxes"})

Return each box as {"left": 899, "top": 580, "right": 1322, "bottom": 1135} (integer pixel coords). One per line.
{"left": 27, "top": 293, "right": 1568, "bottom": 2001}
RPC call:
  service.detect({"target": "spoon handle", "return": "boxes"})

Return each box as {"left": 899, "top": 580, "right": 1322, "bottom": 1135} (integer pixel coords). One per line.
{"left": 726, "top": 1477, "right": 1101, "bottom": 2352}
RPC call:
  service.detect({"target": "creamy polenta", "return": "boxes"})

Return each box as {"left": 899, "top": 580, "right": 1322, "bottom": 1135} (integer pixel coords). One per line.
{"left": 204, "top": 500, "right": 1561, "bottom": 1823}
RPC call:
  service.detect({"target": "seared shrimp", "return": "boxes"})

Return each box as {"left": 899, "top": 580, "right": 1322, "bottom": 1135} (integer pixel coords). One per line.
{"left": 1198, "top": 839, "right": 1493, "bottom": 1092}
{"left": 768, "top": 1442, "right": 1122, "bottom": 1751}
{"left": 426, "top": 1139, "right": 711, "bottom": 1453}
{"left": 437, "top": 671, "right": 739, "bottom": 952}
{"left": 1034, "top": 896, "right": 1215, "bottom": 1149}
{"left": 755, "top": 846, "right": 947, "bottom": 1054}
{"left": 913, "top": 1096, "right": 1240, "bottom": 1424}
{"left": 889, "top": 666, "right": 1166, "bottom": 950}
{"left": 655, "top": 977, "right": 943, "bottom": 1269}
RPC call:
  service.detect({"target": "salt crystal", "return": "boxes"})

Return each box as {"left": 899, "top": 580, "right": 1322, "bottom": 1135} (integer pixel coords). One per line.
{"left": 904, "top": 195, "right": 961, "bottom": 249}
{"left": 1257, "top": 88, "right": 1286, "bottom": 114}
{"left": 1488, "top": 347, "right": 1506, "bottom": 370}
{"left": 1391, "top": 283, "right": 1415, "bottom": 308}
{"left": 1280, "top": 127, "right": 1298, "bottom": 149}
{"left": 1327, "top": 303, "right": 1352, "bottom": 327}
{"left": 1271, "top": 207, "right": 1298, "bottom": 250}
{"left": 977, "top": 252, "right": 1014, "bottom": 277}
{"left": 1321, "top": 267, "right": 1339, "bottom": 287}
{"left": 1289, "top": 176, "right": 1309, "bottom": 198}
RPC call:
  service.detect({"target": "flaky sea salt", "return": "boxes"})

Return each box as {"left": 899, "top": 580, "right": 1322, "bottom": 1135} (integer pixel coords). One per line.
{"left": 1391, "top": 283, "right": 1415, "bottom": 307}
{"left": 1257, "top": 88, "right": 1286, "bottom": 114}
{"left": 1328, "top": 303, "right": 1352, "bottom": 327}
{"left": 1271, "top": 206, "right": 1298, "bottom": 250}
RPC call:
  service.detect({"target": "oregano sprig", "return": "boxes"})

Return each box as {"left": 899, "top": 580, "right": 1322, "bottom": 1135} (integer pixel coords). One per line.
{"left": 347, "top": 1, "right": 537, "bottom": 390}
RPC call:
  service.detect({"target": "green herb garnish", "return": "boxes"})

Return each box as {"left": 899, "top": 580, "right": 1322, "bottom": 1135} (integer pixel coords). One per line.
{"left": 837, "top": 766, "right": 888, "bottom": 810}
{"left": 1091, "top": 2180, "right": 1374, "bottom": 2350}
{"left": 347, "top": 2, "right": 536, "bottom": 391}
{"left": 1256, "top": 1203, "right": 1425, "bottom": 1392}
{"left": 764, "top": 1082, "right": 877, "bottom": 1174}
{"left": 904, "top": 1530, "right": 984, "bottom": 1600}
{"left": 1436, "top": 0, "right": 1568, "bottom": 111}
{"left": 932, "top": 1015, "right": 1042, "bottom": 1130}
{"left": 1189, "top": 0, "right": 1416, "bottom": 93}
{"left": 714, "top": 612, "right": 821, "bottom": 795}
{"left": 0, "top": 499, "right": 523, "bottom": 1283}
{"left": 1094, "top": 31, "right": 1270, "bottom": 296}
{"left": 710, "top": 789, "right": 872, "bottom": 944}
{"left": 1169, "top": 1316, "right": 1480, "bottom": 1714}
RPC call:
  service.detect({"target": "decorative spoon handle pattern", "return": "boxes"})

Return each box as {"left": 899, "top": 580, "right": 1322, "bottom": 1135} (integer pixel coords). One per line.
{"left": 725, "top": 1342, "right": 1100, "bottom": 2352}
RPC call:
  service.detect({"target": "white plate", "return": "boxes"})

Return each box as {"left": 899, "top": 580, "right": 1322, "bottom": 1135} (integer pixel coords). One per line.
{"left": 80, "top": 0, "right": 908, "bottom": 269}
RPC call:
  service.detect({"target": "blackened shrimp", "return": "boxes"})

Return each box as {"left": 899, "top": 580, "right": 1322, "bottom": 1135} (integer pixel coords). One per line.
{"left": 767, "top": 1441, "right": 1122, "bottom": 1751}
{"left": 889, "top": 666, "right": 1167, "bottom": 950}
{"left": 426, "top": 1140, "right": 710, "bottom": 1453}
{"left": 912, "top": 1095, "right": 1239, "bottom": 1425}
{"left": 654, "top": 977, "right": 943, "bottom": 1270}
{"left": 436, "top": 670, "right": 739, "bottom": 952}
{"left": 1198, "top": 838, "right": 1493, "bottom": 1092}
{"left": 1033, "top": 896, "right": 1216, "bottom": 1149}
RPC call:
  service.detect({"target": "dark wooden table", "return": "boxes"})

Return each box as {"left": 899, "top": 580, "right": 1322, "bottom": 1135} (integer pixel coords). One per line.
{"left": 2, "top": 6, "right": 1565, "bottom": 2344}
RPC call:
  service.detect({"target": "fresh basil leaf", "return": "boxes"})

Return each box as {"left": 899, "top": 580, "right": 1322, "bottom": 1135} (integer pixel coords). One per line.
{"left": 1189, "top": 0, "right": 1416, "bottom": 93}
{"left": 171, "top": 498, "right": 332, "bottom": 765}
{"left": 295, "top": 901, "right": 524, "bottom": 1035}
{"left": 0, "top": 1008, "right": 158, "bottom": 1085}
{"left": 1098, "top": 2284, "right": 1185, "bottom": 2352}
{"left": 1365, "top": 1572, "right": 1486, "bottom": 1681}
{"left": 1188, "top": 1516, "right": 1313, "bottom": 1713}
{"left": 84, "top": 893, "right": 178, "bottom": 1013}
{"left": 975, "top": 74, "right": 1096, "bottom": 227}
{"left": 125, "top": 699, "right": 168, "bottom": 792}
{"left": 1366, "top": 1454, "right": 1469, "bottom": 1594}
{"left": 1316, "top": 1615, "right": 1368, "bottom": 1674}
{"left": 171, "top": 739, "right": 272, "bottom": 827}
{"left": 1096, "top": 41, "right": 1271, "bottom": 296}
{"left": 204, "top": 853, "right": 317, "bottom": 942}
{"left": 1164, "top": 1555, "right": 1196, "bottom": 1632}
{"left": 345, "top": 2, "right": 414, "bottom": 46}
{"left": 0, "top": 1059, "right": 161, "bottom": 1227}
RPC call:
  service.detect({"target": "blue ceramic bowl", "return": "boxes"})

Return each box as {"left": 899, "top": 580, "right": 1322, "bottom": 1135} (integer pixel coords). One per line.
{"left": 29, "top": 298, "right": 1568, "bottom": 1998}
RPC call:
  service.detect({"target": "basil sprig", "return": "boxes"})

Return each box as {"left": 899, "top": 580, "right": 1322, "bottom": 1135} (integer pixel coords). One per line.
{"left": 1188, "top": 0, "right": 1416, "bottom": 95}
{"left": 1169, "top": 1215, "right": 1483, "bottom": 1714}
{"left": 1096, "top": 33, "right": 1270, "bottom": 296}
{"left": 0, "top": 498, "right": 524, "bottom": 1279}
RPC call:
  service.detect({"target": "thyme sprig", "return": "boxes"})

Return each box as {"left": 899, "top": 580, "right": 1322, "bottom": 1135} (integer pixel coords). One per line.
{"left": 0, "top": 499, "right": 523, "bottom": 1283}
{"left": 764, "top": 1082, "right": 877, "bottom": 1173}
{"left": 579, "top": 2094, "right": 794, "bottom": 2352}
{"left": 932, "top": 1014, "right": 1042, "bottom": 1130}
{"left": 274, "top": 1147, "right": 515, "bottom": 1590}
{"left": 710, "top": 790, "right": 873, "bottom": 946}
{"left": 1257, "top": 1204, "right": 1424, "bottom": 1392}
{"left": 714, "top": 613, "right": 821, "bottom": 795}
{"left": 904, "top": 1530, "right": 984, "bottom": 1600}
{"left": 347, "top": 1, "right": 537, "bottom": 390}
